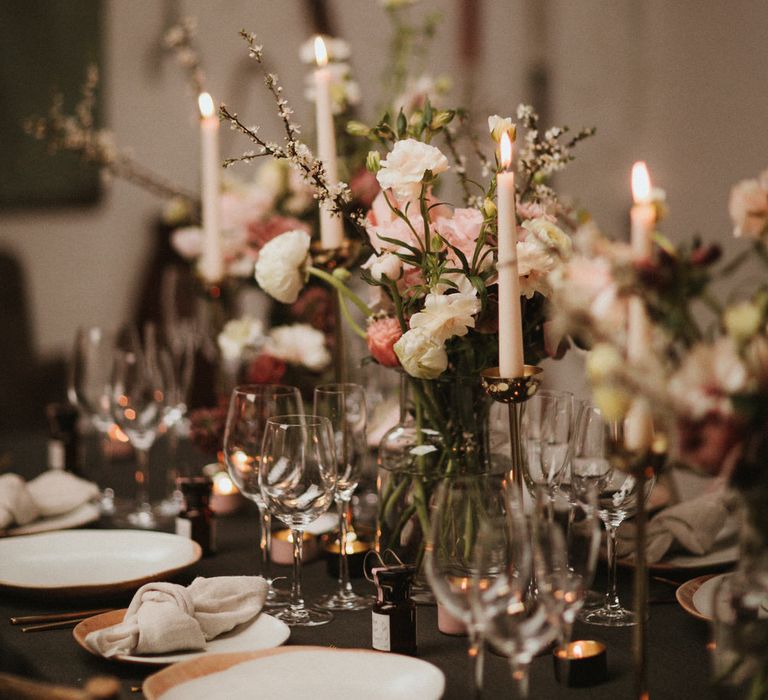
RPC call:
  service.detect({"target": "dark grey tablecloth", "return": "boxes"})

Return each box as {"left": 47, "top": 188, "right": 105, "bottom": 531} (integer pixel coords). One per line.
{"left": 0, "top": 430, "right": 719, "bottom": 699}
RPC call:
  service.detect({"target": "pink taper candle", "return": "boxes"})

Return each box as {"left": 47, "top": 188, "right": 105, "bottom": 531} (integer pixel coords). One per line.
{"left": 313, "top": 36, "right": 344, "bottom": 250}
{"left": 496, "top": 132, "right": 525, "bottom": 377}
{"left": 198, "top": 92, "right": 223, "bottom": 284}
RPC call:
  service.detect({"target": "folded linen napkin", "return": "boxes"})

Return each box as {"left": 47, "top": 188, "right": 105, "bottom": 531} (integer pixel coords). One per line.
{"left": 616, "top": 491, "right": 729, "bottom": 563}
{"left": 0, "top": 470, "right": 99, "bottom": 530}
{"left": 85, "top": 576, "right": 269, "bottom": 657}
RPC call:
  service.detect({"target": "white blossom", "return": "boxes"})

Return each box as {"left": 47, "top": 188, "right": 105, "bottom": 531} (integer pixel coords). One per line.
{"left": 217, "top": 317, "right": 267, "bottom": 362}
{"left": 254, "top": 230, "right": 311, "bottom": 303}
{"left": 266, "top": 323, "right": 331, "bottom": 371}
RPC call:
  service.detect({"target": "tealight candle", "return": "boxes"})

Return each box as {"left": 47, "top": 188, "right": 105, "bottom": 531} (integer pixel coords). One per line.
{"left": 271, "top": 529, "right": 319, "bottom": 566}
{"left": 553, "top": 640, "right": 607, "bottom": 687}
{"left": 324, "top": 536, "right": 371, "bottom": 579}
{"left": 437, "top": 603, "right": 467, "bottom": 636}
{"left": 208, "top": 470, "right": 244, "bottom": 515}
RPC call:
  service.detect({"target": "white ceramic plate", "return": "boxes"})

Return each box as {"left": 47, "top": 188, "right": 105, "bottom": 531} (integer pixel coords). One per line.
{"left": 74, "top": 609, "right": 290, "bottom": 665}
{"left": 144, "top": 646, "right": 446, "bottom": 700}
{"left": 0, "top": 529, "right": 201, "bottom": 598}
{"left": 6, "top": 502, "right": 100, "bottom": 536}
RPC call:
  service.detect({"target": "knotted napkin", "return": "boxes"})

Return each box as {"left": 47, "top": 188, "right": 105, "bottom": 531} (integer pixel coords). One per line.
{"left": 0, "top": 470, "right": 100, "bottom": 530}
{"left": 85, "top": 576, "right": 269, "bottom": 657}
{"left": 616, "top": 491, "right": 729, "bottom": 563}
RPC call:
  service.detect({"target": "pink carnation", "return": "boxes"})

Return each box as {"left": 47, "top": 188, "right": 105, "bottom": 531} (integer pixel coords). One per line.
{"left": 433, "top": 208, "right": 484, "bottom": 262}
{"left": 366, "top": 317, "right": 403, "bottom": 368}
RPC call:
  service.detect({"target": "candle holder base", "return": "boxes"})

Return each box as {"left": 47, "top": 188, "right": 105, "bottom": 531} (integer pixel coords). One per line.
{"left": 310, "top": 238, "right": 362, "bottom": 272}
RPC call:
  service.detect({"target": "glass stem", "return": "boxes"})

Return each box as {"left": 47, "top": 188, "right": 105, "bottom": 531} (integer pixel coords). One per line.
{"left": 468, "top": 624, "right": 485, "bottom": 698}
{"left": 604, "top": 522, "right": 621, "bottom": 611}
{"left": 135, "top": 447, "right": 150, "bottom": 512}
{"left": 290, "top": 528, "right": 305, "bottom": 612}
{"left": 258, "top": 505, "right": 273, "bottom": 582}
{"left": 337, "top": 497, "right": 352, "bottom": 596}
{"left": 509, "top": 658, "right": 530, "bottom": 699}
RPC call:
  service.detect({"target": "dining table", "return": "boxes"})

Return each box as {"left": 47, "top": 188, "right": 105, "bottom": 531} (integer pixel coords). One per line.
{"left": 0, "top": 428, "right": 722, "bottom": 699}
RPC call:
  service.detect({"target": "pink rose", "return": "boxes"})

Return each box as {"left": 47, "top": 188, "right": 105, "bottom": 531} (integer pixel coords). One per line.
{"left": 248, "top": 216, "right": 311, "bottom": 256}
{"left": 366, "top": 317, "right": 403, "bottom": 368}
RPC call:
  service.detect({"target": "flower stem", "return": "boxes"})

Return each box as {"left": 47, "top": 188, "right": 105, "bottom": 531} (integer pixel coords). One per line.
{"left": 307, "top": 266, "right": 373, "bottom": 317}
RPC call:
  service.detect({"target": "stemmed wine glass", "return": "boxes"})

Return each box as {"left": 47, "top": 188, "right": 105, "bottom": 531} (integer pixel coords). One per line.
{"left": 425, "top": 473, "right": 527, "bottom": 697}
{"left": 259, "top": 414, "right": 337, "bottom": 626}
{"left": 521, "top": 390, "right": 575, "bottom": 510}
{"left": 571, "top": 403, "right": 656, "bottom": 627}
{"left": 314, "top": 383, "right": 372, "bottom": 611}
{"left": 110, "top": 332, "right": 168, "bottom": 528}
{"left": 223, "top": 384, "right": 304, "bottom": 607}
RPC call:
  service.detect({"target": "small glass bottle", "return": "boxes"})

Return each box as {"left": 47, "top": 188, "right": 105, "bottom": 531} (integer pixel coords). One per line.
{"left": 176, "top": 477, "right": 216, "bottom": 556}
{"left": 372, "top": 564, "right": 417, "bottom": 656}
{"left": 46, "top": 403, "right": 81, "bottom": 473}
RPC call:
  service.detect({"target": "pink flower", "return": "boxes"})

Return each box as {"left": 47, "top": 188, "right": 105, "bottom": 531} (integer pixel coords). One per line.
{"left": 246, "top": 354, "right": 287, "bottom": 384}
{"left": 365, "top": 190, "right": 426, "bottom": 254}
{"left": 248, "top": 216, "right": 311, "bottom": 256}
{"left": 677, "top": 414, "right": 744, "bottom": 476}
{"left": 349, "top": 168, "right": 380, "bottom": 209}
{"left": 433, "top": 208, "right": 485, "bottom": 264}
{"left": 220, "top": 187, "right": 274, "bottom": 234}
{"left": 366, "top": 317, "right": 403, "bottom": 368}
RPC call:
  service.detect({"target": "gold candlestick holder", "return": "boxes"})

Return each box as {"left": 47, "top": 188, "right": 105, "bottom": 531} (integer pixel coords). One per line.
{"left": 480, "top": 365, "right": 543, "bottom": 493}
{"left": 310, "top": 239, "right": 362, "bottom": 384}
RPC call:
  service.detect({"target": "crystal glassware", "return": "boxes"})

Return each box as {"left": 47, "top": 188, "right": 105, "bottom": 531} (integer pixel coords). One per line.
{"left": 259, "top": 414, "right": 337, "bottom": 626}
{"left": 313, "top": 383, "right": 372, "bottom": 611}
{"left": 571, "top": 404, "right": 655, "bottom": 627}
{"left": 223, "top": 384, "right": 304, "bottom": 607}
{"left": 426, "top": 473, "right": 528, "bottom": 696}
{"left": 110, "top": 334, "right": 168, "bottom": 528}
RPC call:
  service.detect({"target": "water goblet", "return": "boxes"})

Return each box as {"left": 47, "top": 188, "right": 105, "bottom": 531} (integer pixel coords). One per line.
{"left": 223, "top": 384, "right": 304, "bottom": 607}
{"left": 259, "top": 414, "right": 337, "bottom": 626}
{"left": 314, "top": 383, "right": 372, "bottom": 611}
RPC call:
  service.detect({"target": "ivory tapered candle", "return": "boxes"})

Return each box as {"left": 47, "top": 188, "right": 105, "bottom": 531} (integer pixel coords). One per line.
{"left": 496, "top": 132, "right": 525, "bottom": 377}
{"left": 625, "top": 161, "right": 655, "bottom": 450}
{"left": 313, "top": 36, "right": 344, "bottom": 250}
{"left": 198, "top": 92, "right": 223, "bottom": 283}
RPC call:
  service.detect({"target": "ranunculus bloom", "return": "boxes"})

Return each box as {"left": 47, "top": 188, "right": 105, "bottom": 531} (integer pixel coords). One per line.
{"left": 366, "top": 317, "right": 403, "bottom": 368}
{"left": 217, "top": 317, "right": 266, "bottom": 362}
{"left": 376, "top": 139, "right": 449, "bottom": 202}
{"left": 394, "top": 328, "right": 448, "bottom": 379}
{"left": 362, "top": 253, "right": 403, "bottom": 282}
{"left": 246, "top": 353, "right": 287, "bottom": 384}
{"left": 408, "top": 290, "right": 481, "bottom": 343}
{"left": 219, "top": 185, "right": 274, "bottom": 235}
{"left": 729, "top": 175, "right": 768, "bottom": 239}
{"left": 266, "top": 323, "right": 331, "bottom": 372}
{"left": 290, "top": 286, "right": 335, "bottom": 334}
{"left": 248, "top": 216, "right": 310, "bottom": 255}
{"left": 254, "top": 230, "right": 311, "bottom": 304}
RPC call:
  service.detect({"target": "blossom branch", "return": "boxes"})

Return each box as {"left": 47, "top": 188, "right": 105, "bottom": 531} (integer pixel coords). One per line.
{"left": 163, "top": 17, "right": 206, "bottom": 95}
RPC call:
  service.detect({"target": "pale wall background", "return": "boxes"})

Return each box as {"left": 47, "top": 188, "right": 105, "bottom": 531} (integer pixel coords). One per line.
{"left": 1, "top": 0, "right": 767, "bottom": 399}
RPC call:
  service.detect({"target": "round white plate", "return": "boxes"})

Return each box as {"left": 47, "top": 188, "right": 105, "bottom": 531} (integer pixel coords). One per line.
{"left": 691, "top": 573, "right": 728, "bottom": 620}
{"left": 74, "top": 609, "right": 290, "bottom": 665}
{"left": 6, "top": 502, "right": 100, "bottom": 536}
{"left": 144, "top": 646, "right": 445, "bottom": 700}
{"left": 0, "top": 529, "right": 201, "bottom": 597}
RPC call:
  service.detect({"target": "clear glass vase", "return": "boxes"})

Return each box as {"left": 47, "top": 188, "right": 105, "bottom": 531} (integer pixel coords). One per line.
{"left": 376, "top": 373, "right": 492, "bottom": 574}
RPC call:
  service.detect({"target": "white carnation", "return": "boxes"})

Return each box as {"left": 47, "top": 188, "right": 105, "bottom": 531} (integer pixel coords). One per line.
{"left": 217, "top": 317, "right": 266, "bottom": 362}
{"left": 266, "top": 323, "right": 331, "bottom": 371}
{"left": 376, "top": 138, "right": 449, "bottom": 202}
{"left": 254, "top": 230, "right": 311, "bottom": 303}
{"left": 408, "top": 290, "right": 481, "bottom": 342}
{"left": 394, "top": 328, "right": 448, "bottom": 379}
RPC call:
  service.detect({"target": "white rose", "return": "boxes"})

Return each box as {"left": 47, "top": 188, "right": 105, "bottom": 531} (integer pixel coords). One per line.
{"left": 171, "top": 226, "right": 203, "bottom": 259}
{"left": 408, "top": 290, "right": 481, "bottom": 342}
{"left": 394, "top": 328, "right": 448, "bottom": 379}
{"left": 254, "top": 230, "right": 311, "bottom": 304}
{"left": 487, "top": 115, "right": 516, "bottom": 143}
{"left": 729, "top": 177, "right": 768, "bottom": 239}
{"left": 521, "top": 218, "right": 572, "bottom": 259}
{"left": 266, "top": 323, "right": 331, "bottom": 371}
{"left": 376, "top": 139, "right": 449, "bottom": 202}
{"left": 217, "top": 317, "right": 266, "bottom": 362}
{"left": 362, "top": 253, "right": 403, "bottom": 281}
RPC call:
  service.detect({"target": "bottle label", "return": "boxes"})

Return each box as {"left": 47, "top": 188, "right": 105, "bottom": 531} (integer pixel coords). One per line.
{"left": 372, "top": 611, "right": 390, "bottom": 652}
{"left": 175, "top": 517, "right": 192, "bottom": 539}
{"left": 47, "top": 440, "right": 65, "bottom": 470}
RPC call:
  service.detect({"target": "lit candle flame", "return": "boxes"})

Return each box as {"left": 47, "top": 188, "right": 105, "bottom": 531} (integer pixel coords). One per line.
{"left": 572, "top": 643, "right": 584, "bottom": 658}
{"left": 198, "top": 92, "right": 215, "bottom": 119}
{"left": 314, "top": 35, "right": 328, "bottom": 67}
{"left": 213, "top": 472, "right": 236, "bottom": 495}
{"left": 500, "top": 131, "right": 514, "bottom": 170}
{"left": 631, "top": 161, "right": 652, "bottom": 204}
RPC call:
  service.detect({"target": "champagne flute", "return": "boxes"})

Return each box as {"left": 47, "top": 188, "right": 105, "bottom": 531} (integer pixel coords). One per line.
{"left": 223, "top": 384, "right": 304, "bottom": 606}
{"left": 426, "top": 473, "right": 527, "bottom": 697}
{"left": 572, "top": 404, "right": 656, "bottom": 627}
{"left": 110, "top": 334, "right": 168, "bottom": 528}
{"left": 259, "top": 414, "right": 337, "bottom": 626}
{"left": 314, "top": 383, "right": 372, "bottom": 611}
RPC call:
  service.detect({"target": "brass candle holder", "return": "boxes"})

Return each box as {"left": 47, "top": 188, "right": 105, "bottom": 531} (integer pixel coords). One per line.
{"left": 310, "top": 239, "right": 362, "bottom": 384}
{"left": 480, "top": 365, "right": 542, "bottom": 493}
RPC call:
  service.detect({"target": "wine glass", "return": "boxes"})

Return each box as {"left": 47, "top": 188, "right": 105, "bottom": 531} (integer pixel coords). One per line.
{"left": 571, "top": 404, "right": 656, "bottom": 627}
{"left": 110, "top": 334, "right": 168, "bottom": 528}
{"left": 68, "top": 326, "right": 135, "bottom": 514}
{"left": 259, "top": 414, "right": 337, "bottom": 626}
{"left": 314, "top": 383, "right": 372, "bottom": 611}
{"left": 223, "top": 384, "right": 304, "bottom": 606}
{"left": 470, "top": 498, "right": 554, "bottom": 700}
{"left": 425, "top": 473, "right": 527, "bottom": 696}
{"left": 521, "top": 390, "right": 575, "bottom": 509}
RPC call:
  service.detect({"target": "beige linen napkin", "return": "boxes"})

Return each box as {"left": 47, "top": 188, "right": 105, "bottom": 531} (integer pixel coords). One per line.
{"left": 85, "top": 576, "right": 269, "bottom": 657}
{"left": 0, "top": 474, "right": 39, "bottom": 529}
{"left": 616, "top": 491, "right": 729, "bottom": 563}
{"left": 26, "top": 470, "right": 100, "bottom": 517}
